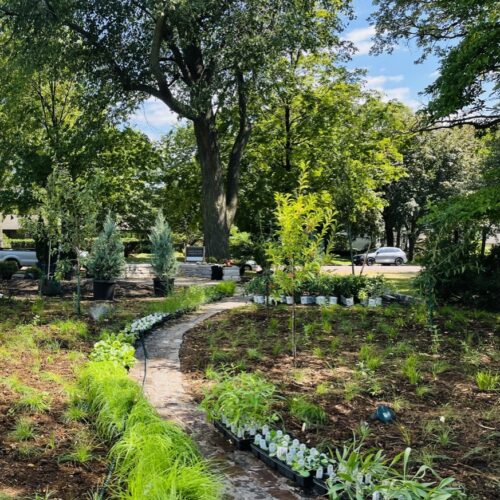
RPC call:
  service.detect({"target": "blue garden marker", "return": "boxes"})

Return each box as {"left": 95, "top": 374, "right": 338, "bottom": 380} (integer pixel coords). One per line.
{"left": 371, "top": 405, "right": 396, "bottom": 423}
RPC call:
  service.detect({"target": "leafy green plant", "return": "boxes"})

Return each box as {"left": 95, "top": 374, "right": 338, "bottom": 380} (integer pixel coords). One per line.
{"left": 87, "top": 214, "right": 125, "bottom": 281}
{"left": 475, "top": 370, "right": 499, "bottom": 391}
{"left": 201, "top": 372, "right": 279, "bottom": 432}
{"left": 289, "top": 396, "right": 328, "bottom": 427}
{"left": 150, "top": 211, "right": 178, "bottom": 280}
{"left": 90, "top": 334, "right": 137, "bottom": 368}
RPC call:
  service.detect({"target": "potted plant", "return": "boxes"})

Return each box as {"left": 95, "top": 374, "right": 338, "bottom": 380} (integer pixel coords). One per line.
{"left": 87, "top": 215, "right": 125, "bottom": 300}
{"left": 245, "top": 275, "right": 268, "bottom": 304}
{"left": 299, "top": 274, "right": 316, "bottom": 305}
{"left": 338, "top": 276, "right": 354, "bottom": 307}
{"left": 315, "top": 274, "right": 330, "bottom": 306}
{"left": 150, "top": 211, "right": 178, "bottom": 297}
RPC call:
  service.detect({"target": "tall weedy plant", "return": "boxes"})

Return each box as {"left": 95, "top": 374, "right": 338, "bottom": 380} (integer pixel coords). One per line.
{"left": 267, "top": 166, "right": 335, "bottom": 363}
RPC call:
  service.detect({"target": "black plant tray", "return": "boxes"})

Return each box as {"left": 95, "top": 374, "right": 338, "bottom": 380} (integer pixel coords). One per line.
{"left": 213, "top": 420, "right": 252, "bottom": 450}
{"left": 250, "top": 442, "right": 278, "bottom": 469}
{"left": 250, "top": 443, "right": 313, "bottom": 488}
{"left": 313, "top": 478, "right": 328, "bottom": 496}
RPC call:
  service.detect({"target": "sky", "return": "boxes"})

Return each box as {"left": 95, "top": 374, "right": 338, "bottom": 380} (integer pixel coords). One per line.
{"left": 128, "top": 0, "right": 440, "bottom": 140}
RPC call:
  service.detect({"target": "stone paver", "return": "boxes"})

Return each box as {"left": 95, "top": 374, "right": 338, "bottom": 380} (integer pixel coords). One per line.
{"left": 130, "top": 297, "right": 308, "bottom": 500}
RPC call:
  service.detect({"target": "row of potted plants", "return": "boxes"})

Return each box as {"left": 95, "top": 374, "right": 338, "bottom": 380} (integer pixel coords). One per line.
{"left": 202, "top": 373, "right": 465, "bottom": 499}
{"left": 245, "top": 274, "right": 390, "bottom": 307}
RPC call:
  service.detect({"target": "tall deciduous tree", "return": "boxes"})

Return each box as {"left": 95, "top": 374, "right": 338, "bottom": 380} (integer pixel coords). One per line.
{"left": 371, "top": 0, "right": 500, "bottom": 128}
{"left": 1, "top": 0, "right": 351, "bottom": 258}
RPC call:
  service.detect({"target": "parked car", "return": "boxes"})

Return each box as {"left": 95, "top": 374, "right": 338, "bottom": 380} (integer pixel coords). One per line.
{"left": 352, "top": 247, "right": 408, "bottom": 266}
{"left": 240, "top": 260, "right": 263, "bottom": 275}
{"left": 0, "top": 249, "right": 38, "bottom": 269}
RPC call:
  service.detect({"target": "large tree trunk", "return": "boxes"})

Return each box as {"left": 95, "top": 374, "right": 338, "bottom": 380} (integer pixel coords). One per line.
{"left": 193, "top": 116, "right": 230, "bottom": 260}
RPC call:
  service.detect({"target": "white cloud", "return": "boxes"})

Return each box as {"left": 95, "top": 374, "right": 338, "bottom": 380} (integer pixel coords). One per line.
{"left": 128, "top": 97, "right": 182, "bottom": 139}
{"left": 365, "top": 74, "right": 404, "bottom": 88}
{"left": 362, "top": 74, "right": 421, "bottom": 110}
{"left": 344, "top": 26, "right": 376, "bottom": 56}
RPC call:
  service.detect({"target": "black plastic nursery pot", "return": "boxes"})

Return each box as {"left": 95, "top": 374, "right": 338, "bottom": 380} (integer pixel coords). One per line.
{"left": 250, "top": 443, "right": 278, "bottom": 470}
{"left": 93, "top": 280, "right": 116, "bottom": 300}
{"left": 39, "top": 277, "right": 62, "bottom": 297}
{"left": 153, "top": 277, "right": 174, "bottom": 297}
{"left": 213, "top": 420, "right": 252, "bottom": 451}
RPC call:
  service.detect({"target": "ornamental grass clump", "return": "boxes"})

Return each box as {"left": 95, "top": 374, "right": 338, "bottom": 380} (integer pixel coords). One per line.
{"left": 201, "top": 372, "right": 279, "bottom": 437}
{"left": 77, "top": 361, "right": 222, "bottom": 498}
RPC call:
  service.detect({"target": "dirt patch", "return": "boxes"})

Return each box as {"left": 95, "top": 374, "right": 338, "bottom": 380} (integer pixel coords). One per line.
{"left": 180, "top": 304, "right": 500, "bottom": 499}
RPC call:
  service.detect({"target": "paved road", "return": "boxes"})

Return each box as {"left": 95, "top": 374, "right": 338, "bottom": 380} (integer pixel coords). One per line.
{"left": 322, "top": 264, "right": 421, "bottom": 274}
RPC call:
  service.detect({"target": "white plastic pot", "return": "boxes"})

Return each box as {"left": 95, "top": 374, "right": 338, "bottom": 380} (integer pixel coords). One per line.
{"left": 341, "top": 296, "right": 354, "bottom": 307}
{"left": 316, "top": 296, "right": 328, "bottom": 306}
{"left": 300, "top": 295, "right": 316, "bottom": 305}
{"left": 368, "top": 298, "right": 377, "bottom": 307}
{"left": 254, "top": 295, "right": 265, "bottom": 304}
{"left": 285, "top": 296, "right": 294, "bottom": 305}
{"left": 328, "top": 296, "right": 338, "bottom": 305}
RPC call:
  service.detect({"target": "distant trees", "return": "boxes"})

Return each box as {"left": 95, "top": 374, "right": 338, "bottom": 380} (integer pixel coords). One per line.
{"left": 383, "top": 127, "right": 483, "bottom": 260}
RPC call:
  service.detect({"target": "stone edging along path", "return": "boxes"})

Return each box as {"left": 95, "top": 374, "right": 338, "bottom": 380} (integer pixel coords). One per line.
{"left": 129, "top": 296, "right": 307, "bottom": 500}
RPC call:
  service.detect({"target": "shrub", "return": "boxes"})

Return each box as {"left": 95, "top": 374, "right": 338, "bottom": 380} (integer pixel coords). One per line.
{"left": 150, "top": 211, "right": 178, "bottom": 280}
{"left": 87, "top": 215, "right": 125, "bottom": 281}
{"left": 0, "top": 261, "right": 18, "bottom": 280}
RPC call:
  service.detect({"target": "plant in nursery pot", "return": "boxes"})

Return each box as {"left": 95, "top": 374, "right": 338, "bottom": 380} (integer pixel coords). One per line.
{"left": 201, "top": 372, "right": 279, "bottom": 449}
{"left": 150, "top": 211, "right": 178, "bottom": 297}
{"left": 245, "top": 274, "right": 272, "bottom": 304}
{"left": 87, "top": 215, "right": 125, "bottom": 300}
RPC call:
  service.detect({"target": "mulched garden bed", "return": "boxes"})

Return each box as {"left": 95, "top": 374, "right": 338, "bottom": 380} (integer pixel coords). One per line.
{"left": 180, "top": 304, "right": 500, "bottom": 499}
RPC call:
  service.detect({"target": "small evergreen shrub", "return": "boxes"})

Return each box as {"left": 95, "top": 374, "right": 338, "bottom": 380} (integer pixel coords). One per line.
{"left": 150, "top": 211, "right": 178, "bottom": 280}
{"left": 87, "top": 215, "right": 125, "bottom": 281}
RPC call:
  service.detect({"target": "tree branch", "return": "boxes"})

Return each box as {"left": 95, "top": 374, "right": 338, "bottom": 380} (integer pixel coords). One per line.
{"left": 151, "top": 12, "right": 196, "bottom": 119}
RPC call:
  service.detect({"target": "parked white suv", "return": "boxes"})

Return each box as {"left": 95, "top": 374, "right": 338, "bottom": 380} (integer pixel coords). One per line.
{"left": 353, "top": 247, "right": 408, "bottom": 266}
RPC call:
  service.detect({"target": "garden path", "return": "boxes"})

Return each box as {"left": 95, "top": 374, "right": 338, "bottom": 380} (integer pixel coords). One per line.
{"left": 130, "top": 296, "right": 308, "bottom": 500}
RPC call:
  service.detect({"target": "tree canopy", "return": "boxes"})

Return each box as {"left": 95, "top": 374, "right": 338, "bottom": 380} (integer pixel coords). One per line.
{"left": 371, "top": 0, "right": 500, "bottom": 128}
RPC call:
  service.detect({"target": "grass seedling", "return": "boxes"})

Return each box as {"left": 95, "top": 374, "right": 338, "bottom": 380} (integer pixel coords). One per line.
{"left": 15, "top": 390, "right": 52, "bottom": 413}
{"left": 246, "top": 348, "right": 262, "bottom": 361}
{"left": 11, "top": 417, "right": 35, "bottom": 441}
{"left": 475, "top": 371, "right": 499, "bottom": 391}
{"left": 402, "top": 354, "right": 421, "bottom": 385}
{"left": 289, "top": 396, "right": 328, "bottom": 427}
{"left": 59, "top": 432, "right": 95, "bottom": 464}
{"left": 431, "top": 360, "right": 452, "bottom": 379}
{"left": 359, "top": 344, "right": 382, "bottom": 371}
{"left": 415, "top": 385, "right": 431, "bottom": 398}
